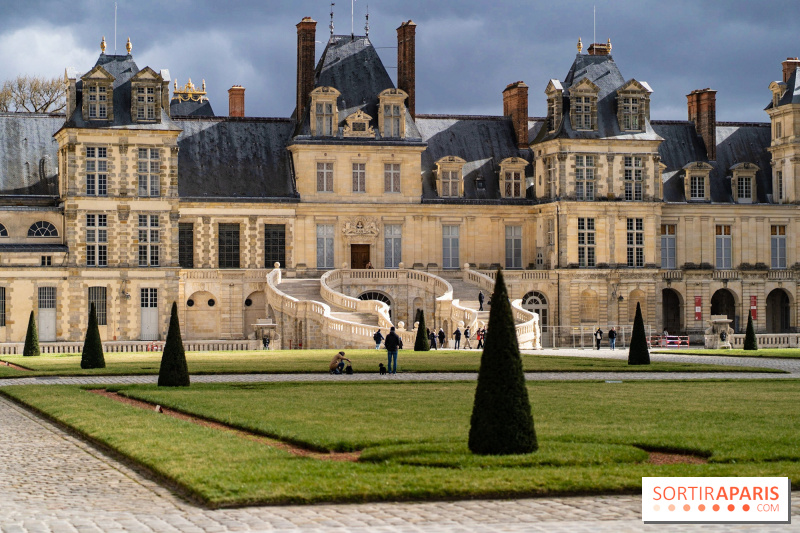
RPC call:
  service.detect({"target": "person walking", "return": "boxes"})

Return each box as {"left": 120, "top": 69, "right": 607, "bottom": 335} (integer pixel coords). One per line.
{"left": 438, "top": 328, "right": 446, "bottom": 349}
{"left": 608, "top": 327, "right": 617, "bottom": 350}
{"left": 373, "top": 329, "right": 384, "bottom": 349}
{"left": 478, "top": 291, "right": 484, "bottom": 311}
{"left": 429, "top": 329, "right": 437, "bottom": 349}
{"left": 453, "top": 327, "right": 462, "bottom": 350}
{"left": 384, "top": 326, "right": 402, "bottom": 374}
{"left": 476, "top": 327, "right": 484, "bottom": 349}
{"left": 594, "top": 327, "right": 603, "bottom": 350}
{"left": 463, "top": 326, "right": 472, "bottom": 349}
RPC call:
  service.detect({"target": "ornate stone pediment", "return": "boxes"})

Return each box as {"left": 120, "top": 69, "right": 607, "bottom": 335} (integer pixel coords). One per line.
{"left": 341, "top": 217, "right": 379, "bottom": 238}
{"left": 343, "top": 110, "right": 374, "bottom": 137}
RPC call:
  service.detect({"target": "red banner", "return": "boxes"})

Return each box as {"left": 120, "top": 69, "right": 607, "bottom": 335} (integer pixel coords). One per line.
{"left": 750, "top": 295, "right": 757, "bottom": 321}
{"left": 694, "top": 296, "right": 702, "bottom": 321}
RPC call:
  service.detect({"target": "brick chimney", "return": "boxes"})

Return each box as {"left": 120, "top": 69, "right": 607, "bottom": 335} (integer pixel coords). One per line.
{"left": 588, "top": 39, "right": 612, "bottom": 56}
{"left": 228, "top": 85, "right": 245, "bottom": 117}
{"left": 397, "top": 20, "right": 417, "bottom": 118}
{"left": 296, "top": 17, "right": 317, "bottom": 123}
{"left": 782, "top": 57, "right": 800, "bottom": 83}
{"left": 687, "top": 88, "right": 717, "bottom": 161}
{"left": 503, "top": 81, "right": 529, "bottom": 150}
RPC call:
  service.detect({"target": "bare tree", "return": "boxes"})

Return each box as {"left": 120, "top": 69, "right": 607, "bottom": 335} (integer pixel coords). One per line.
{"left": 0, "top": 75, "right": 66, "bottom": 113}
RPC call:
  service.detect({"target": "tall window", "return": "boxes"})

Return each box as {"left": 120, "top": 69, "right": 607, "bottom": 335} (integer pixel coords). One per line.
{"left": 622, "top": 97, "right": 640, "bottom": 130}
{"left": 384, "top": 104, "right": 401, "bottom": 137}
{"left": 624, "top": 156, "right": 643, "bottom": 201}
{"left": 138, "top": 215, "right": 159, "bottom": 267}
{"left": 0, "top": 287, "right": 5, "bottom": 327}
{"left": 505, "top": 226, "right": 522, "bottom": 269}
{"left": 384, "top": 224, "right": 402, "bottom": 268}
{"left": 86, "top": 214, "right": 107, "bottom": 267}
{"left": 547, "top": 157, "right": 557, "bottom": 194}
{"left": 87, "top": 85, "right": 107, "bottom": 119}
{"left": 504, "top": 171, "right": 523, "bottom": 198}
{"left": 86, "top": 147, "right": 108, "bottom": 196}
{"left": 316, "top": 224, "right": 334, "bottom": 269}
{"left": 317, "top": 162, "right": 333, "bottom": 192}
{"left": 627, "top": 218, "right": 644, "bottom": 268}
{"left": 178, "top": 223, "right": 194, "bottom": 268}
{"left": 777, "top": 170, "right": 783, "bottom": 201}
{"left": 88, "top": 286, "right": 107, "bottom": 326}
{"left": 737, "top": 176, "right": 752, "bottom": 202}
{"left": 573, "top": 96, "right": 593, "bottom": 129}
{"left": 384, "top": 163, "right": 401, "bottom": 193}
{"left": 218, "top": 223, "right": 240, "bottom": 268}
{"left": 771, "top": 225, "right": 787, "bottom": 269}
{"left": 315, "top": 102, "right": 334, "bottom": 136}
{"left": 575, "top": 155, "right": 595, "bottom": 200}
{"left": 352, "top": 163, "right": 365, "bottom": 193}
{"left": 577, "top": 218, "right": 595, "bottom": 267}
{"left": 440, "top": 170, "right": 459, "bottom": 197}
{"left": 138, "top": 148, "right": 160, "bottom": 197}
{"left": 264, "top": 224, "right": 286, "bottom": 268}
{"left": 442, "top": 225, "right": 459, "bottom": 269}
{"left": 690, "top": 175, "right": 705, "bottom": 200}
{"left": 660, "top": 224, "right": 676, "bottom": 269}
{"left": 136, "top": 86, "right": 156, "bottom": 120}
{"left": 715, "top": 225, "right": 732, "bottom": 269}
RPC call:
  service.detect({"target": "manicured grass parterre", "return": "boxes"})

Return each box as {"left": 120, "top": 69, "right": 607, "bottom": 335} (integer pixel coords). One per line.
{"left": 654, "top": 348, "right": 800, "bottom": 359}
{"left": 3, "top": 380, "right": 799, "bottom": 506}
{"left": 0, "top": 349, "right": 779, "bottom": 378}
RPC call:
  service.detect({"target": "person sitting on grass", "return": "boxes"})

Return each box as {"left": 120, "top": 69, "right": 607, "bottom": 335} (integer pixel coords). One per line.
{"left": 329, "top": 351, "right": 350, "bottom": 374}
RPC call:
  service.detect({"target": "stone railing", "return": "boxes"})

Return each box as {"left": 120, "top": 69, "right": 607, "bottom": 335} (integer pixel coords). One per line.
{"left": 321, "top": 270, "right": 393, "bottom": 329}
{"left": 661, "top": 270, "right": 683, "bottom": 280}
{"left": 0, "top": 339, "right": 260, "bottom": 355}
{"left": 768, "top": 270, "right": 793, "bottom": 280}
{"left": 730, "top": 333, "right": 800, "bottom": 348}
{"left": 713, "top": 270, "right": 738, "bottom": 280}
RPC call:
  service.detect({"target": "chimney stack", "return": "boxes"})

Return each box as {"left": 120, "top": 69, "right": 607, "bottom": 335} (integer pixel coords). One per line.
{"left": 588, "top": 39, "right": 612, "bottom": 56}
{"left": 503, "top": 81, "right": 529, "bottom": 150}
{"left": 687, "top": 88, "right": 717, "bottom": 161}
{"left": 397, "top": 20, "right": 417, "bottom": 118}
{"left": 782, "top": 57, "right": 800, "bottom": 83}
{"left": 296, "top": 17, "right": 317, "bottom": 123}
{"left": 228, "top": 85, "right": 245, "bottom": 117}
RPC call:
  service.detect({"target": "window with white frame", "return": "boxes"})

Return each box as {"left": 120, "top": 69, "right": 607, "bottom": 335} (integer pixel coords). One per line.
{"left": 573, "top": 96, "right": 593, "bottom": 129}
{"left": 138, "top": 215, "right": 159, "bottom": 267}
{"left": 627, "top": 218, "right": 644, "bottom": 267}
{"left": 577, "top": 218, "right": 595, "bottom": 267}
{"left": 383, "top": 104, "right": 401, "bottom": 138}
{"left": 440, "top": 170, "right": 460, "bottom": 197}
{"left": 737, "top": 175, "right": 752, "bottom": 203}
{"left": 86, "top": 214, "right": 107, "bottom": 267}
{"left": 771, "top": 225, "right": 786, "bottom": 269}
{"left": 86, "top": 147, "right": 108, "bottom": 196}
{"left": 442, "top": 225, "right": 459, "bottom": 269}
{"left": 315, "top": 102, "right": 335, "bottom": 136}
{"left": 624, "top": 156, "right": 643, "bottom": 201}
{"left": 575, "top": 155, "right": 595, "bottom": 200}
{"left": 504, "top": 171, "right": 523, "bottom": 198}
{"left": 86, "top": 84, "right": 108, "bottom": 119}
{"left": 88, "top": 286, "right": 107, "bottom": 326}
{"left": 690, "top": 175, "right": 705, "bottom": 200}
{"left": 715, "top": 225, "right": 732, "bottom": 269}
{"left": 316, "top": 224, "right": 334, "bottom": 269}
{"left": 547, "top": 157, "right": 557, "bottom": 191}
{"left": 384, "top": 163, "right": 400, "bottom": 193}
{"left": 136, "top": 86, "right": 156, "bottom": 120}
{"left": 317, "top": 162, "right": 333, "bottom": 192}
{"left": 352, "top": 163, "right": 365, "bottom": 193}
{"left": 621, "top": 97, "right": 640, "bottom": 130}
{"left": 660, "top": 224, "right": 676, "bottom": 269}
{"left": 384, "top": 224, "right": 402, "bottom": 268}
{"left": 505, "top": 226, "right": 522, "bottom": 269}
{"left": 138, "top": 148, "right": 160, "bottom": 197}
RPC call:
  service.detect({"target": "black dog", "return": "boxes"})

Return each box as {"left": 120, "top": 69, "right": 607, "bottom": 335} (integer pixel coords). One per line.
{"left": 379, "top": 363, "right": 386, "bottom": 375}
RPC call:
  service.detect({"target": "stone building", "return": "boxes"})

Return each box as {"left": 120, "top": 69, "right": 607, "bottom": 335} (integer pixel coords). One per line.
{"left": 0, "top": 20, "right": 797, "bottom": 348}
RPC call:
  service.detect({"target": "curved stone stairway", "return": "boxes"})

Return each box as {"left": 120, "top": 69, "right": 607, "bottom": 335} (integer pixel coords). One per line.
{"left": 276, "top": 279, "right": 379, "bottom": 327}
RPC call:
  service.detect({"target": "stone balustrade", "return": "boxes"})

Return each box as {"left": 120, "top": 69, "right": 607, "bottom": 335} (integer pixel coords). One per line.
{"left": 730, "top": 333, "right": 800, "bottom": 348}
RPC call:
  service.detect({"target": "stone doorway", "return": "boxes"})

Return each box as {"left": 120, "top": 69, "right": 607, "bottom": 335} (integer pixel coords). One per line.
{"left": 711, "top": 289, "right": 737, "bottom": 331}
{"left": 662, "top": 288, "right": 682, "bottom": 334}
{"left": 766, "top": 289, "right": 791, "bottom": 333}
{"left": 351, "top": 244, "right": 370, "bottom": 269}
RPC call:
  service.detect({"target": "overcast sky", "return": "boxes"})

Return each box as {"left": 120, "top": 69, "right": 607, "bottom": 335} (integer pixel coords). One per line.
{"left": 1, "top": 0, "right": 797, "bottom": 122}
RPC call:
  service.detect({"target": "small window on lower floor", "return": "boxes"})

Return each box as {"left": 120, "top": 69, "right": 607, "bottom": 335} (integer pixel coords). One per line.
{"left": 41, "top": 256, "right": 52, "bottom": 266}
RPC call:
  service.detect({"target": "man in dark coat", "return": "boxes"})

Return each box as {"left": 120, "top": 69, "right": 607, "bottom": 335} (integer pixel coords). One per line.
{"left": 438, "top": 328, "right": 446, "bottom": 348}
{"left": 384, "top": 326, "right": 402, "bottom": 374}
{"left": 478, "top": 291, "right": 485, "bottom": 311}
{"left": 453, "top": 327, "right": 462, "bottom": 350}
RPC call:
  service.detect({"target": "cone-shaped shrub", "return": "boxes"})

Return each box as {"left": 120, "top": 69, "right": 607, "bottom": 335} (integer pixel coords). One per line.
{"left": 743, "top": 311, "right": 758, "bottom": 350}
{"left": 627, "top": 302, "right": 651, "bottom": 365}
{"left": 22, "top": 311, "right": 40, "bottom": 357}
{"left": 80, "top": 303, "right": 106, "bottom": 369}
{"left": 414, "top": 310, "right": 430, "bottom": 351}
{"left": 468, "top": 269, "right": 537, "bottom": 455}
{"left": 158, "top": 302, "right": 190, "bottom": 387}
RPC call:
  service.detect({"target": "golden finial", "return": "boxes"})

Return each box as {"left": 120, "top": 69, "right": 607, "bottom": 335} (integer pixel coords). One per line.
{"left": 202, "top": 79, "right": 206, "bottom": 91}
{"left": 126, "top": 37, "right": 132, "bottom": 54}
{"left": 607, "top": 38, "right": 612, "bottom": 51}
{"left": 100, "top": 36, "right": 106, "bottom": 53}
{"left": 577, "top": 37, "right": 583, "bottom": 54}
{"left": 174, "top": 79, "right": 178, "bottom": 91}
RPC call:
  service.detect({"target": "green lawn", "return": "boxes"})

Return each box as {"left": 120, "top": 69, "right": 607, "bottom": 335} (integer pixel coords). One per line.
{"left": 4, "top": 380, "right": 799, "bottom": 506}
{"left": 0, "top": 349, "right": 778, "bottom": 378}
{"left": 654, "top": 348, "right": 800, "bottom": 359}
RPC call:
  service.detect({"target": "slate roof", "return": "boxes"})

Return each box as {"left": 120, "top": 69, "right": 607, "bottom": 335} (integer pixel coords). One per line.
{"left": 170, "top": 99, "right": 215, "bottom": 117}
{"left": 0, "top": 113, "right": 62, "bottom": 196}
{"left": 416, "top": 115, "right": 533, "bottom": 201}
{"left": 293, "top": 35, "right": 422, "bottom": 142}
{"left": 175, "top": 117, "right": 297, "bottom": 199}
{"left": 766, "top": 67, "right": 800, "bottom": 109}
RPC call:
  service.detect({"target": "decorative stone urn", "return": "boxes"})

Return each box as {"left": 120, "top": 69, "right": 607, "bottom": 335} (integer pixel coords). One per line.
{"left": 704, "top": 315, "right": 734, "bottom": 349}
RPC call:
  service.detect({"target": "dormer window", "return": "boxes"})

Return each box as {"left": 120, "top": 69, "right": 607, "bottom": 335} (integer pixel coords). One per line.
{"left": 622, "top": 97, "right": 639, "bottom": 129}
{"left": 545, "top": 79, "right": 563, "bottom": 132}
{"left": 130, "top": 67, "right": 164, "bottom": 124}
{"left": 616, "top": 80, "right": 652, "bottom": 132}
{"left": 690, "top": 176, "right": 705, "bottom": 199}
{"left": 435, "top": 156, "right": 466, "bottom": 198}
{"left": 87, "top": 85, "right": 108, "bottom": 119}
{"left": 499, "top": 157, "right": 529, "bottom": 198}
{"left": 683, "top": 162, "right": 712, "bottom": 202}
{"left": 343, "top": 110, "right": 374, "bottom": 138}
{"left": 731, "top": 162, "right": 759, "bottom": 204}
{"left": 573, "top": 96, "right": 594, "bottom": 129}
{"left": 378, "top": 88, "right": 408, "bottom": 139}
{"left": 309, "top": 86, "right": 340, "bottom": 137}
{"left": 136, "top": 87, "right": 156, "bottom": 120}
{"left": 81, "top": 66, "right": 114, "bottom": 122}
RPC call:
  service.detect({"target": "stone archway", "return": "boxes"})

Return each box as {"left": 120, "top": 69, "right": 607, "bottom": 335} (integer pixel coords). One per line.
{"left": 243, "top": 291, "right": 266, "bottom": 339}
{"left": 711, "top": 289, "right": 737, "bottom": 331}
{"left": 522, "top": 291, "right": 548, "bottom": 327}
{"left": 662, "top": 288, "right": 683, "bottom": 334}
{"left": 359, "top": 291, "right": 393, "bottom": 321}
{"left": 766, "top": 289, "right": 792, "bottom": 333}
{"left": 185, "top": 291, "right": 220, "bottom": 339}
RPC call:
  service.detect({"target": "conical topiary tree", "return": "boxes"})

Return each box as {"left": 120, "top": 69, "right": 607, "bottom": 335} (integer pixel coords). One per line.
{"left": 468, "top": 269, "right": 537, "bottom": 455}
{"left": 743, "top": 311, "right": 758, "bottom": 351}
{"left": 628, "top": 302, "right": 651, "bottom": 365}
{"left": 81, "top": 303, "right": 106, "bottom": 369}
{"left": 414, "top": 309, "right": 430, "bottom": 351}
{"left": 23, "top": 311, "right": 40, "bottom": 357}
{"left": 158, "top": 302, "right": 190, "bottom": 387}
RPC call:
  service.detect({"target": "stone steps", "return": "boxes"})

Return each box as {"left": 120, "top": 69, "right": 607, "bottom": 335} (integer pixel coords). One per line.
{"left": 277, "top": 279, "right": 379, "bottom": 327}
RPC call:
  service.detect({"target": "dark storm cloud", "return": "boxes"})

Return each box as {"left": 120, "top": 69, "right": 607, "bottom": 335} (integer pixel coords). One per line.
{"left": 1, "top": 0, "right": 797, "bottom": 122}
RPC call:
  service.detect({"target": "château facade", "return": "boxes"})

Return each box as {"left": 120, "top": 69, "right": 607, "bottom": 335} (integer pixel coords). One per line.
{"left": 0, "top": 18, "right": 798, "bottom": 347}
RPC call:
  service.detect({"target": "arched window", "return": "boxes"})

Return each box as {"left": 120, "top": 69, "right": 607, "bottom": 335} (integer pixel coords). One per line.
{"left": 522, "top": 291, "right": 548, "bottom": 326}
{"left": 0, "top": 223, "right": 8, "bottom": 237}
{"left": 28, "top": 221, "right": 58, "bottom": 237}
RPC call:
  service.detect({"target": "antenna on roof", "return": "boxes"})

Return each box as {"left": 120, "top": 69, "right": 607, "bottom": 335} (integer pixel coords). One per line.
{"left": 593, "top": 5, "right": 596, "bottom": 47}
{"left": 114, "top": 2, "right": 117, "bottom": 54}
{"left": 330, "top": 2, "right": 335, "bottom": 36}
{"left": 365, "top": 5, "right": 369, "bottom": 37}
{"left": 351, "top": 0, "right": 356, "bottom": 38}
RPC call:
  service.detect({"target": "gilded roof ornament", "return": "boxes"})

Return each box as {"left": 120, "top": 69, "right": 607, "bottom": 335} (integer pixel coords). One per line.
{"left": 126, "top": 37, "right": 132, "bottom": 54}
{"left": 577, "top": 37, "right": 583, "bottom": 54}
{"left": 101, "top": 36, "right": 106, "bottom": 53}
{"left": 171, "top": 77, "right": 209, "bottom": 103}
{"left": 607, "top": 38, "right": 612, "bottom": 51}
